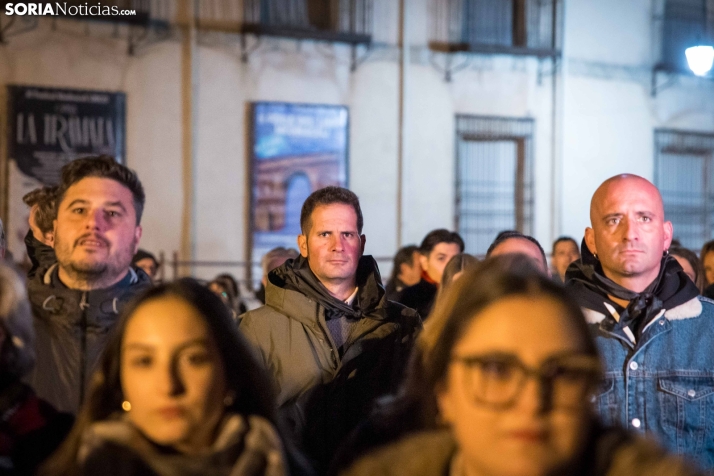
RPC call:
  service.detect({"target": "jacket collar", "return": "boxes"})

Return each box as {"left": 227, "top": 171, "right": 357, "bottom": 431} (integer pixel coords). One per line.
{"left": 583, "top": 296, "right": 703, "bottom": 324}
{"left": 264, "top": 255, "right": 387, "bottom": 325}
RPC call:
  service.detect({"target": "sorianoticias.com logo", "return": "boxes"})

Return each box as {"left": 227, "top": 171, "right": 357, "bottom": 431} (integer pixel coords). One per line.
{"left": 4, "top": 3, "right": 137, "bottom": 17}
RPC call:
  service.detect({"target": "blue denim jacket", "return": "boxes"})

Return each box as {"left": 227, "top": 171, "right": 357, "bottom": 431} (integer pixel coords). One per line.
{"left": 585, "top": 296, "right": 714, "bottom": 472}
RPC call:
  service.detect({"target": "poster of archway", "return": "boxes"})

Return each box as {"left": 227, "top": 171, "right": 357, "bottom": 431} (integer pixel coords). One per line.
{"left": 248, "top": 102, "right": 349, "bottom": 285}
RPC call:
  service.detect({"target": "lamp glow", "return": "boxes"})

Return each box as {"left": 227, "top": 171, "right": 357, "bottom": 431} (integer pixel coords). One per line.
{"left": 685, "top": 45, "right": 714, "bottom": 76}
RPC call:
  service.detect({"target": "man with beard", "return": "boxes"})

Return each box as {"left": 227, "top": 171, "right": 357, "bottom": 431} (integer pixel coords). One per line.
{"left": 26, "top": 156, "right": 151, "bottom": 413}
{"left": 566, "top": 174, "right": 714, "bottom": 472}
{"left": 240, "top": 186, "right": 421, "bottom": 473}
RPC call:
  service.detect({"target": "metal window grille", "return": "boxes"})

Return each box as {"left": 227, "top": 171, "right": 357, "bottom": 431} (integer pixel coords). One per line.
{"left": 430, "top": 0, "right": 560, "bottom": 55}
{"left": 242, "top": 0, "right": 373, "bottom": 42}
{"left": 455, "top": 116, "right": 535, "bottom": 255}
{"left": 661, "top": 0, "right": 714, "bottom": 72}
{"left": 654, "top": 129, "right": 714, "bottom": 250}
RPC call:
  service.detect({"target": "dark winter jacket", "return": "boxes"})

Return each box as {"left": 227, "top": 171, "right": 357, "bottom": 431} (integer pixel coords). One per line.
{"left": 239, "top": 256, "right": 422, "bottom": 474}
{"left": 26, "top": 263, "right": 151, "bottom": 414}
{"left": 340, "top": 426, "right": 705, "bottom": 476}
{"left": 0, "top": 380, "right": 73, "bottom": 476}
{"left": 393, "top": 278, "right": 437, "bottom": 320}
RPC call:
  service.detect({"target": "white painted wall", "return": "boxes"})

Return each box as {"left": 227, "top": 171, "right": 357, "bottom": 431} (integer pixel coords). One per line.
{"left": 1, "top": 0, "right": 714, "bottom": 283}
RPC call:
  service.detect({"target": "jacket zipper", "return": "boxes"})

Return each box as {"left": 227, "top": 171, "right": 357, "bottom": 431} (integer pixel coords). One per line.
{"left": 79, "top": 292, "right": 89, "bottom": 406}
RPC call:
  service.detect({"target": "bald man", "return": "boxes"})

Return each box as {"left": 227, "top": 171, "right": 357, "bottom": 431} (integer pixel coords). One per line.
{"left": 566, "top": 174, "right": 713, "bottom": 471}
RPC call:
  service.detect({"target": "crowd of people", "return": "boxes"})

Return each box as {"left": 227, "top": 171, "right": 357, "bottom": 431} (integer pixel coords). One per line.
{"left": 0, "top": 155, "right": 713, "bottom": 475}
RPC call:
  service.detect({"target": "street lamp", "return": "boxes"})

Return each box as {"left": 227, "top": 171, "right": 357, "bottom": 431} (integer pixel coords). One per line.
{"left": 685, "top": 45, "right": 714, "bottom": 76}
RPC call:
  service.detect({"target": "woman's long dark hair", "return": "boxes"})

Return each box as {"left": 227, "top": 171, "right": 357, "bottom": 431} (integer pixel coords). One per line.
{"left": 334, "top": 255, "right": 600, "bottom": 471}
{"left": 41, "top": 278, "right": 282, "bottom": 475}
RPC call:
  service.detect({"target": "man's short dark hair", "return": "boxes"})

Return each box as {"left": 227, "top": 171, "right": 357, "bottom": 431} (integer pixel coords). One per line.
{"left": 552, "top": 236, "right": 578, "bottom": 254}
{"left": 419, "top": 229, "right": 465, "bottom": 256}
{"left": 23, "top": 186, "right": 59, "bottom": 235}
{"left": 57, "top": 155, "right": 145, "bottom": 224}
{"left": 487, "top": 230, "right": 547, "bottom": 265}
{"left": 388, "top": 245, "right": 419, "bottom": 285}
{"left": 300, "top": 186, "right": 363, "bottom": 234}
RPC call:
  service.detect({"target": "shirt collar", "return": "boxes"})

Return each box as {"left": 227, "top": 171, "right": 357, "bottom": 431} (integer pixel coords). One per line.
{"left": 344, "top": 287, "right": 359, "bottom": 306}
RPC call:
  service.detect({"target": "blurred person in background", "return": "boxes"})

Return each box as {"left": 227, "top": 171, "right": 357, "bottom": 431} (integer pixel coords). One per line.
{"left": 256, "top": 247, "right": 299, "bottom": 304}
{"left": 131, "top": 249, "right": 160, "bottom": 283}
{"left": 668, "top": 246, "right": 705, "bottom": 292}
{"left": 26, "top": 156, "right": 152, "bottom": 414}
{"left": 551, "top": 236, "right": 581, "bottom": 283}
{"left": 384, "top": 245, "right": 421, "bottom": 301}
{"left": 340, "top": 257, "right": 703, "bottom": 476}
{"left": 433, "top": 253, "right": 478, "bottom": 307}
{"left": 41, "top": 279, "right": 310, "bottom": 476}
{"left": 0, "top": 218, "right": 5, "bottom": 260}
{"left": 395, "top": 229, "right": 464, "bottom": 319}
{"left": 208, "top": 273, "right": 248, "bottom": 323}
{"left": 487, "top": 230, "right": 549, "bottom": 275}
{"left": 23, "top": 186, "right": 59, "bottom": 277}
{"left": 568, "top": 174, "right": 714, "bottom": 472}
{"left": 0, "top": 263, "right": 74, "bottom": 475}
{"left": 240, "top": 187, "right": 421, "bottom": 474}
{"left": 700, "top": 239, "right": 714, "bottom": 286}
{"left": 699, "top": 240, "right": 714, "bottom": 299}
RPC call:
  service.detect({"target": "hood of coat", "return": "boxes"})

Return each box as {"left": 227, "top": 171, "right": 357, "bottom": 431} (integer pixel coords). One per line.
{"left": 264, "top": 255, "right": 389, "bottom": 324}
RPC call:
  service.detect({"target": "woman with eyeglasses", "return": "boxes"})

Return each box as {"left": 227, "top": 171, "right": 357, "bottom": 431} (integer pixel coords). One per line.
{"left": 340, "top": 255, "right": 701, "bottom": 476}
{"left": 40, "top": 279, "right": 311, "bottom": 476}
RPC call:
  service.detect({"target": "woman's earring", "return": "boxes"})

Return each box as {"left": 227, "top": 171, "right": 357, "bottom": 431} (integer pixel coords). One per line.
{"left": 223, "top": 391, "right": 236, "bottom": 407}
{"left": 593, "top": 253, "right": 598, "bottom": 260}
{"left": 122, "top": 401, "right": 132, "bottom": 412}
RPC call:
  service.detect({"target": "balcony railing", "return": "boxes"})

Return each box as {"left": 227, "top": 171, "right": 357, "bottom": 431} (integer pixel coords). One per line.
{"left": 660, "top": 0, "right": 714, "bottom": 74}
{"left": 241, "top": 0, "right": 372, "bottom": 45}
{"left": 429, "top": 0, "right": 561, "bottom": 58}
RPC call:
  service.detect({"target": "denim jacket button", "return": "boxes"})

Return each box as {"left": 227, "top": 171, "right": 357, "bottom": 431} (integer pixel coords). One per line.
{"left": 688, "top": 389, "right": 696, "bottom": 397}
{"left": 631, "top": 418, "right": 641, "bottom": 428}
{"left": 659, "top": 320, "right": 665, "bottom": 326}
{"left": 629, "top": 361, "right": 638, "bottom": 370}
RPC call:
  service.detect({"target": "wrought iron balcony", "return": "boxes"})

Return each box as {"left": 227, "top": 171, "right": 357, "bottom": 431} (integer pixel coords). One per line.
{"left": 429, "top": 0, "right": 561, "bottom": 58}
{"left": 241, "top": 0, "right": 372, "bottom": 45}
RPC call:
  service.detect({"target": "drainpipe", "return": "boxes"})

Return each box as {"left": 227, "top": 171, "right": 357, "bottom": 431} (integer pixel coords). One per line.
{"left": 550, "top": 0, "right": 565, "bottom": 244}
{"left": 179, "top": 0, "right": 197, "bottom": 276}
{"left": 397, "top": 0, "right": 409, "bottom": 247}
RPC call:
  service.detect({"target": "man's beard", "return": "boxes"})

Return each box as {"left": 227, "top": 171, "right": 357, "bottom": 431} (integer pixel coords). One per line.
{"left": 55, "top": 234, "right": 136, "bottom": 288}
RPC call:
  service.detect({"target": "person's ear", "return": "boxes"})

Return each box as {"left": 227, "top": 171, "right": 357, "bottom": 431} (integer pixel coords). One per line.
{"left": 436, "top": 381, "right": 455, "bottom": 425}
{"left": 663, "top": 220, "right": 673, "bottom": 251}
{"left": 419, "top": 252, "right": 428, "bottom": 271}
{"left": 297, "top": 234, "right": 308, "bottom": 258}
{"left": 584, "top": 227, "right": 597, "bottom": 256}
{"left": 133, "top": 226, "right": 143, "bottom": 254}
{"left": 51, "top": 219, "right": 58, "bottom": 249}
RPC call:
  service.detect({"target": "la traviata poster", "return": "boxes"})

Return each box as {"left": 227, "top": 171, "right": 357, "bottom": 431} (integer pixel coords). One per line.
{"left": 5, "top": 85, "right": 126, "bottom": 261}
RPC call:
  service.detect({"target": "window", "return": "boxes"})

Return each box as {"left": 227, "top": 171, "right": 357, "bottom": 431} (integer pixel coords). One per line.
{"left": 242, "top": 0, "right": 372, "bottom": 44}
{"left": 430, "top": 0, "right": 560, "bottom": 56}
{"left": 654, "top": 129, "right": 714, "bottom": 249}
{"left": 455, "top": 116, "right": 534, "bottom": 255}
{"left": 661, "top": 0, "right": 714, "bottom": 73}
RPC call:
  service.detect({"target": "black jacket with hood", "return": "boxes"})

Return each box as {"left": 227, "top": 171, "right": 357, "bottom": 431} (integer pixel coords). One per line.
{"left": 26, "top": 262, "right": 151, "bottom": 414}
{"left": 239, "top": 255, "right": 421, "bottom": 474}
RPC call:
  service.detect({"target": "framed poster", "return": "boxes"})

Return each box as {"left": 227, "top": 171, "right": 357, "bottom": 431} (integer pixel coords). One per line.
{"left": 5, "top": 85, "right": 126, "bottom": 261}
{"left": 249, "top": 102, "right": 349, "bottom": 283}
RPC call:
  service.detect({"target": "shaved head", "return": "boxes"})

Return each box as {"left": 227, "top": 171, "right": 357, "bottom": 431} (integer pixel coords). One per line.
{"left": 585, "top": 174, "right": 672, "bottom": 292}
{"left": 590, "top": 175, "right": 665, "bottom": 226}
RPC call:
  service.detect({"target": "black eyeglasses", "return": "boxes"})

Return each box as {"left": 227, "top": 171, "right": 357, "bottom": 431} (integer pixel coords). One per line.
{"left": 451, "top": 353, "right": 601, "bottom": 410}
